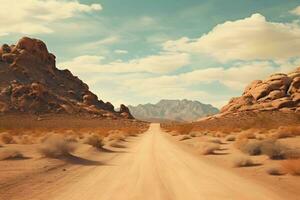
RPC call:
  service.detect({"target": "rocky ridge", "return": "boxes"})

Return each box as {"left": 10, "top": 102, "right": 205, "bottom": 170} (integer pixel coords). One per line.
{"left": 221, "top": 68, "right": 300, "bottom": 114}
{"left": 0, "top": 37, "right": 133, "bottom": 119}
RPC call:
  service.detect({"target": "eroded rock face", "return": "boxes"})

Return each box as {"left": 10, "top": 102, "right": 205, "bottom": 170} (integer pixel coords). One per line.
{"left": 0, "top": 37, "right": 133, "bottom": 119}
{"left": 221, "top": 68, "right": 300, "bottom": 114}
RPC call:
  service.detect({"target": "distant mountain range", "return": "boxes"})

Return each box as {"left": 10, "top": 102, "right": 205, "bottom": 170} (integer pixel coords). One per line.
{"left": 128, "top": 99, "right": 219, "bottom": 122}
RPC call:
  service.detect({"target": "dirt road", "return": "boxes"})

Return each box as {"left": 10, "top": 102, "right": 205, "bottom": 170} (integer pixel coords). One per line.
{"left": 1, "top": 123, "right": 284, "bottom": 200}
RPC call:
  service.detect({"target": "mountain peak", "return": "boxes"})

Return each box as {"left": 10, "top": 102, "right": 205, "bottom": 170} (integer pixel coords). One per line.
{"left": 129, "top": 99, "right": 219, "bottom": 122}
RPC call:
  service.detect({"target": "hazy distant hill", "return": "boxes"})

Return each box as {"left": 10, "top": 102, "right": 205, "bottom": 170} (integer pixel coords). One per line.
{"left": 128, "top": 99, "right": 219, "bottom": 122}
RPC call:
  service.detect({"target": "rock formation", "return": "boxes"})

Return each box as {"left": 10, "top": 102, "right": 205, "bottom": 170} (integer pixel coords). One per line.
{"left": 0, "top": 37, "right": 133, "bottom": 119}
{"left": 221, "top": 68, "right": 300, "bottom": 114}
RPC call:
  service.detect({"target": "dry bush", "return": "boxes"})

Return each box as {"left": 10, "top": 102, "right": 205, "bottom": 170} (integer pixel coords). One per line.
{"left": 208, "top": 138, "right": 222, "bottom": 144}
{"left": 109, "top": 141, "right": 126, "bottom": 148}
{"left": 0, "top": 149, "right": 24, "bottom": 160}
{"left": 198, "top": 143, "right": 220, "bottom": 155}
{"left": 161, "top": 123, "right": 194, "bottom": 135}
{"left": 0, "top": 132, "right": 16, "bottom": 144}
{"left": 179, "top": 135, "right": 191, "bottom": 141}
{"left": 236, "top": 138, "right": 300, "bottom": 160}
{"left": 226, "top": 135, "right": 236, "bottom": 142}
{"left": 238, "top": 130, "right": 256, "bottom": 140}
{"left": 273, "top": 126, "right": 300, "bottom": 139}
{"left": 83, "top": 134, "right": 104, "bottom": 149}
{"left": 240, "top": 140, "right": 262, "bottom": 156}
{"left": 65, "top": 135, "right": 78, "bottom": 143}
{"left": 19, "top": 135, "right": 34, "bottom": 144}
{"left": 233, "top": 156, "right": 255, "bottom": 167}
{"left": 281, "top": 159, "right": 300, "bottom": 176}
{"left": 39, "top": 135, "right": 76, "bottom": 158}
{"left": 106, "top": 131, "right": 126, "bottom": 142}
{"left": 260, "top": 140, "right": 290, "bottom": 160}
{"left": 266, "top": 167, "right": 284, "bottom": 176}
{"left": 189, "top": 132, "right": 199, "bottom": 137}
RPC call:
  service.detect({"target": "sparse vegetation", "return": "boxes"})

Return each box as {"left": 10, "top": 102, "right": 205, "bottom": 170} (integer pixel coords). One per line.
{"left": 0, "top": 132, "right": 16, "bottom": 144}
{"left": 179, "top": 135, "right": 191, "bottom": 141}
{"left": 0, "top": 149, "right": 25, "bottom": 160}
{"left": 199, "top": 143, "right": 220, "bottom": 155}
{"left": 83, "top": 134, "right": 104, "bottom": 149}
{"left": 235, "top": 138, "right": 300, "bottom": 160}
{"left": 225, "top": 135, "right": 236, "bottom": 141}
{"left": 208, "top": 138, "right": 222, "bottom": 144}
{"left": 266, "top": 167, "right": 284, "bottom": 176}
{"left": 273, "top": 126, "right": 300, "bottom": 139}
{"left": 232, "top": 156, "right": 255, "bottom": 167}
{"left": 281, "top": 159, "right": 300, "bottom": 176}
{"left": 39, "top": 135, "right": 76, "bottom": 158}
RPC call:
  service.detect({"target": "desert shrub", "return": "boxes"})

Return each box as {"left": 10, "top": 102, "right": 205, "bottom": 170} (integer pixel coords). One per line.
{"left": 0, "top": 149, "right": 24, "bottom": 160}
{"left": 179, "top": 135, "right": 191, "bottom": 141}
{"left": 232, "top": 156, "right": 254, "bottom": 167}
{"left": 39, "top": 135, "right": 76, "bottom": 158}
{"left": 19, "top": 135, "right": 34, "bottom": 144}
{"left": 189, "top": 132, "right": 198, "bottom": 137}
{"left": 83, "top": 134, "right": 104, "bottom": 149}
{"left": 274, "top": 126, "right": 300, "bottom": 139}
{"left": 241, "top": 140, "right": 262, "bottom": 156}
{"left": 208, "top": 138, "right": 222, "bottom": 144}
{"left": 281, "top": 159, "right": 300, "bottom": 176}
{"left": 236, "top": 139, "right": 299, "bottom": 160}
{"left": 225, "top": 135, "right": 236, "bottom": 141}
{"left": 0, "top": 133, "right": 16, "bottom": 144}
{"left": 260, "top": 140, "right": 289, "bottom": 160}
{"left": 266, "top": 167, "right": 284, "bottom": 176}
{"left": 199, "top": 143, "right": 220, "bottom": 155}
{"left": 65, "top": 135, "right": 78, "bottom": 143}
{"left": 106, "top": 131, "right": 126, "bottom": 142}
{"left": 238, "top": 130, "right": 256, "bottom": 140}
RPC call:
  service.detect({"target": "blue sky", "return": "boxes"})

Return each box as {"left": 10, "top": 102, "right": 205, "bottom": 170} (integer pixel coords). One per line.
{"left": 1, "top": 0, "right": 300, "bottom": 108}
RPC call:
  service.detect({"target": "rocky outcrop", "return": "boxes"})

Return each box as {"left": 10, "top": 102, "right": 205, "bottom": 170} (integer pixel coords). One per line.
{"left": 221, "top": 68, "right": 300, "bottom": 114}
{"left": 0, "top": 37, "right": 133, "bottom": 119}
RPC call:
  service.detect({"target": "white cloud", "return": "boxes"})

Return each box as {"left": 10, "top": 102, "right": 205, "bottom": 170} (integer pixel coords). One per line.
{"left": 291, "top": 6, "right": 300, "bottom": 16}
{"left": 114, "top": 49, "right": 128, "bottom": 54}
{"left": 163, "top": 13, "right": 300, "bottom": 62}
{"left": 59, "top": 52, "right": 190, "bottom": 74}
{"left": 80, "top": 36, "right": 120, "bottom": 50}
{"left": 0, "top": 0, "right": 102, "bottom": 36}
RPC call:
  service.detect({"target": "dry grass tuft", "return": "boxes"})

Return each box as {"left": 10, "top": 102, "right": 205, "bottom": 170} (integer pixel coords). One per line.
{"left": 232, "top": 156, "right": 255, "bottom": 167}
{"left": 240, "top": 140, "right": 262, "bottom": 156}
{"left": 0, "top": 149, "right": 25, "bottom": 160}
{"left": 266, "top": 167, "right": 285, "bottom": 176}
{"left": 189, "top": 132, "right": 199, "bottom": 137}
{"left": 225, "top": 135, "right": 236, "bottom": 141}
{"left": 179, "top": 135, "right": 191, "bottom": 141}
{"left": 39, "top": 135, "right": 76, "bottom": 158}
{"left": 281, "top": 159, "right": 300, "bottom": 176}
{"left": 83, "top": 134, "right": 104, "bottom": 149}
{"left": 208, "top": 138, "right": 222, "bottom": 144}
{"left": 199, "top": 143, "right": 220, "bottom": 155}
{"left": 0, "top": 132, "right": 16, "bottom": 144}
{"left": 273, "top": 126, "right": 300, "bottom": 139}
{"left": 235, "top": 138, "right": 300, "bottom": 160}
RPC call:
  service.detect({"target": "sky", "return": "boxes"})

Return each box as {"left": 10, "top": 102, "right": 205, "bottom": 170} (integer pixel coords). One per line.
{"left": 1, "top": 0, "right": 300, "bottom": 108}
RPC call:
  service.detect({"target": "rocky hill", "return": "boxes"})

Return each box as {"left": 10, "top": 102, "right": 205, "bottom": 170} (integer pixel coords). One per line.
{"left": 0, "top": 37, "right": 133, "bottom": 119}
{"left": 128, "top": 99, "right": 219, "bottom": 122}
{"left": 221, "top": 68, "right": 300, "bottom": 114}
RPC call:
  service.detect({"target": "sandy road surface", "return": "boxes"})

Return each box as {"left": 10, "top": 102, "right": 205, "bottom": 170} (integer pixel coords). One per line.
{"left": 1, "top": 124, "right": 284, "bottom": 200}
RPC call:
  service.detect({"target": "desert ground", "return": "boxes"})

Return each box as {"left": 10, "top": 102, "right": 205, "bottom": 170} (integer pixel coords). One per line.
{"left": 0, "top": 123, "right": 299, "bottom": 200}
